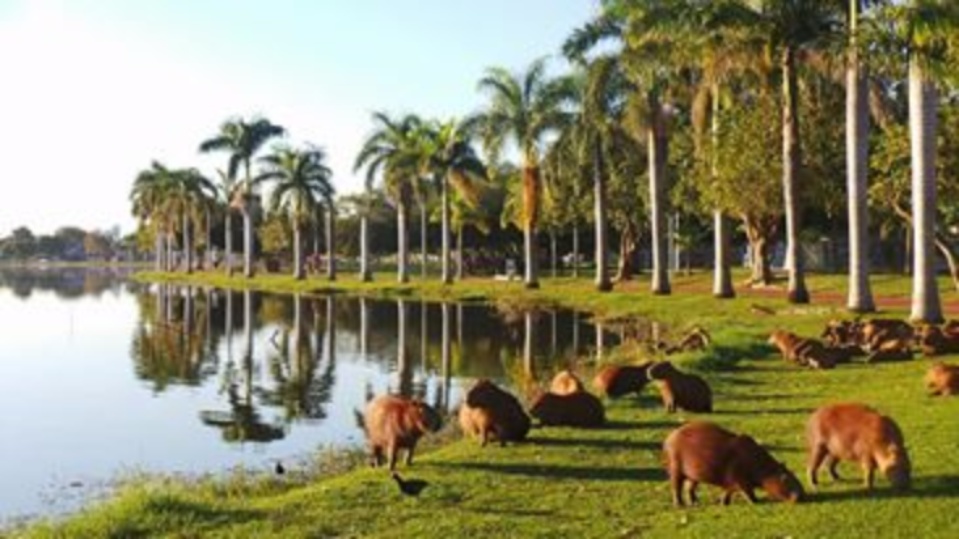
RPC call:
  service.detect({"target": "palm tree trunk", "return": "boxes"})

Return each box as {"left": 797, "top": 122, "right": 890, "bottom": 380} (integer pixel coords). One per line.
{"left": 550, "top": 229, "right": 558, "bottom": 279}
{"left": 396, "top": 299, "right": 411, "bottom": 397}
{"left": 224, "top": 212, "right": 233, "bottom": 276}
{"left": 909, "top": 60, "right": 943, "bottom": 323}
{"left": 182, "top": 213, "right": 192, "bottom": 274}
{"left": 713, "top": 211, "right": 734, "bottom": 297}
{"left": 594, "top": 140, "right": 611, "bottom": 292}
{"left": 292, "top": 221, "right": 304, "bottom": 280}
{"left": 167, "top": 232, "right": 176, "bottom": 272}
{"left": 846, "top": 4, "right": 875, "bottom": 312}
{"left": 648, "top": 95, "right": 671, "bottom": 295}
{"left": 782, "top": 47, "right": 809, "bottom": 303}
{"left": 397, "top": 199, "right": 409, "bottom": 283}
{"left": 440, "top": 302, "right": 451, "bottom": 413}
{"left": 205, "top": 210, "right": 212, "bottom": 269}
{"left": 326, "top": 204, "right": 336, "bottom": 281}
{"left": 442, "top": 175, "right": 452, "bottom": 284}
{"left": 242, "top": 208, "right": 254, "bottom": 278}
{"left": 572, "top": 221, "right": 580, "bottom": 279}
{"left": 359, "top": 296, "right": 369, "bottom": 356}
{"left": 522, "top": 163, "right": 540, "bottom": 289}
{"left": 420, "top": 202, "right": 428, "bottom": 279}
{"left": 456, "top": 225, "right": 464, "bottom": 280}
{"left": 523, "top": 311, "right": 536, "bottom": 381}
{"left": 360, "top": 212, "right": 372, "bottom": 281}
{"left": 155, "top": 229, "right": 164, "bottom": 271}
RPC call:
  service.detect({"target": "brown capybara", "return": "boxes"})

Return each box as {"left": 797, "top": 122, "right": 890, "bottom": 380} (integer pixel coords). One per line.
{"left": 821, "top": 320, "right": 867, "bottom": 356}
{"left": 806, "top": 403, "right": 911, "bottom": 490}
{"left": 798, "top": 342, "right": 854, "bottom": 370}
{"left": 647, "top": 361, "right": 712, "bottom": 413}
{"left": 768, "top": 330, "right": 817, "bottom": 366}
{"left": 458, "top": 379, "right": 530, "bottom": 446}
{"left": 549, "top": 370, "right": 585, "bottom": 396}
{"left": 859, "top": 319, "right": 914, "bottom": 352}
{"left": 916, "top": 325, "right": 959, "bottom": 357}
{"left": 529, "top": 391, "right": 605, "bottom": 428}
{"left": 363, "top": 395, "right": 442, "bottom": 471}
{"left": 925, "top": 362, "right": 959, "bottom": 396}
{"left": 664, "top": 421, "right": 804, "bottom": 506}
{"left": 592, "top": 362, "right": 653, "bottom": 398}
{"left": 865, "top": 338, "right": 914, "bottom": 363}
{"left": 941, "top": 320, "right": 959, "bottom": 338}
{"left": 665, "top": 327, "right": 712, "bottom": 355}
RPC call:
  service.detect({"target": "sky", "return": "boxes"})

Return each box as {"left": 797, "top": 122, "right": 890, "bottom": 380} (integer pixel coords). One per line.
{"left": 0, "top": 0, "right": 600, "bottom": 236}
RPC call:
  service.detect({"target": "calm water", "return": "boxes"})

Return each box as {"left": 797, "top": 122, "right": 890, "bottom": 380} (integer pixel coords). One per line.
{"left": 0, "top": 268, "right": 619, "bottom": 521}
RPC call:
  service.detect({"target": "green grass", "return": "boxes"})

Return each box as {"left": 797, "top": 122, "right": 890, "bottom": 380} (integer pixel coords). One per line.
{"left": 11, "top": 270, "right": 959, "bottom": 538}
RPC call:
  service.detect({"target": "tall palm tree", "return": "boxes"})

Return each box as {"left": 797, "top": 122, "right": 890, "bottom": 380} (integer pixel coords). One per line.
{"left": 472, "top": 58, "right": 576, "bottom": 289}
{"left": 131, "top": 161, "right": 177, "bottom": 271}
{"left": 256, "top": 145, "right": 334, "bottom": 280}
{"left": 354, "top": 112, "right": 424, "bottom": 283}
{"left": 168, "top": 169, "right": 216, "bottom": 274}
{"left": 199, "top": 117, "right": 285, "bottom": 278}
{"left": 214, "top": 169, "right": 237, "bottom": 275}
{"left": 421, "top": 119, "right": 487, "bottom": 284}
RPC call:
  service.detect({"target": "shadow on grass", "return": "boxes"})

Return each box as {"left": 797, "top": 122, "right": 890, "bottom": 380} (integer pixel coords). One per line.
{"left": 142, "top": 496, "right": 264, "bottom": 526}
{"left": 726, "top": 393, "right": 815, "bottom": 401}
{"left": 604, "top": 419, "right": 678, "bottom": 431}
{"left": 806, "top": 475, "right": 959, "bottom": 503}
{"left": 527, "top": 436, "right": 660, "bottom": 452}
{"left": 715, "top": 407, "right": 811, "bottom": 416}
{"left": 436, "top": 461, "right": 666, "bottom": 482}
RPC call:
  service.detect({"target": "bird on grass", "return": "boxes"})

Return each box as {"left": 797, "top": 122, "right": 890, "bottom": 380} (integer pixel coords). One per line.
{"left": 391, "top": 472, "right": 428, "bottom": 497}
{"left": 274, "top": 461, "right": 286, "bottom": 476}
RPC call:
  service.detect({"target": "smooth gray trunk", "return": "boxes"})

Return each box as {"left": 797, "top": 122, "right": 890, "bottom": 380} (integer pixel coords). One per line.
{"left": 360, "top": 212, "right": 372, "bottom": 281}
{"left": 456, "top": 226, "right": 464, "bottom": 280}
{"left": 224, "top": 212, "right": 233, "bottom": 276}
{"left": 782, "top": 48, "right": 809, "bottom": 303}
{"left": 292, "top": 222, "right": 304, "bottom": 280}
{"left": 420, "top": 202, "right": 428, "bottom": 279}
{"left": 242, "top": 209, "right": 254, "bottom": 278}
{"left": 183, "top": 213, "right": 193, "bottom": 274}
{"left": 846, "top": 6, "right": 875, "bottom": 313}
{"left": 155, "top": 231, "right": 164, "bottom": 271}
{"left": 441, "top": 176, "right": 452, "bottom": 283}
{"left": 713, "top": 211, "right": 734, "bottom": 298}
{"left": 326, "top": 205, "right": 336, "bottom": 281}
{"left": 550, "top": 230, "right": 558, "bottom": 279}
{"left": 594, "top": 141, "right": 611, "bottom": 291}
{"left": 524, "top": 225, "right": 538, "bottom": 289}
{"left": 397, "top": 200, "right": 409, "bottom": 283}
{"left": 359, "top": 296, "right": 369, "bottom": 356}
{"left": 523, "top": 311, "right": 535, "bottom": 380}
{"left": 648, "top": 97, "right": 671, "bottom": 295}
{"left": 908, "top": 60, "right": 943, "bottom": 323}
{"left": 572, "top": 222, "right": 580, "bottom": 279}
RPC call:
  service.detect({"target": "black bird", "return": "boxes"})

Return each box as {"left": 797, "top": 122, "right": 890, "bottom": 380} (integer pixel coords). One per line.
{"left": 274, "top": 461, "right": 286, "bottom": 476}
{"left": 391, "top": 472, "right": 428, "bottom": 497}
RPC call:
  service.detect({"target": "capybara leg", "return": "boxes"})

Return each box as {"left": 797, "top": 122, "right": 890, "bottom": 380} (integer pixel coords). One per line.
{"left": 741, "top": 488, "right": 757, "bottom": 505}
{"left": 387, "top": 445, "right": 398, "bottom": 472}
{"left": 862, "top": 461, "right": 875, "bottom": 490}
{"left": 480, "top": 430, "right": 489, "bottom": 448}
{"left": 370, "top": 446, "right": 384, "bottom": 468}
{"left": 807, "top": 445, "right": 828, "bottom": 488}
{"left": 406, "top": 443, "right": 416, "bottom": 466}
{"left": 670, "top": 474, "right": 686, "bottom": 507}
{"left": 720, "top": 490, "right": 733, "bottom": 506}
{"left": 687, "top": 481, "right": 700, "bottom": 505}
{"left": 826, "top": 456, "right": 841, "bottom": 481}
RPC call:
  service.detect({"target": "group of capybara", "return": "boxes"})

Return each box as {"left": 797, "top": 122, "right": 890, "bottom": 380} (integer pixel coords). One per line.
{"left": 362, "top": 317, "right": 956, "bottom": 507}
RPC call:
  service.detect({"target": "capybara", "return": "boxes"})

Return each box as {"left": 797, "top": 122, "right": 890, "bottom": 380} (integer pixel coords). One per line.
{"left": 925, "top": 362, "right": 959, "bottom": 396}
{"left": 821, "top": 319, "right": 867, "bottom": 356}
{"left": 916, "top": 325, "right": 959, "bottom": 357}
{"left": 859, "top": 319, "right": 914, "bottom": 352}
{"left": 806, "top": 403, "right": 911, "bottom": 490}
{"left": 865, "top": 338, "right": 914, "bottom": 363}
{"left": 363, "top": 395, "right": 442, "bottom": 470}
{"left": 647, "top": 361, "right": 713, "bottom": 413}
{"left": 665, "top": 327, "right": 711, "bottom": 355}
{"left": 663, "top": 421, "right": 804, "bottom": 506}
{"left": 799, "top": 342, "right": 853, "bottom": 370}
{"left": 549, "top": 369, "right": 585, "bottom": 396}
{"left": 941, "top": 320, "right": 959, "bottom": 338}
{"left": 592, "top": 362, "right": 653, "bottom": 398}
{"left": 458, "top": 379, "right": 530, "bottom": 446}
{"left": 768, "top": 330, "right": 817, "bottom": 366}
{"left": 529, "top": 391, "right": 605, "bottom": 428}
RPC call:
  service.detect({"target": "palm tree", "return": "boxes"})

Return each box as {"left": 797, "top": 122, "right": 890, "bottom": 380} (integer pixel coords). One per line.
{"left": 472, "top": 58, "right": 576, "bottom": 289}
{"left": 199, "top": 117, "right": 285, "bottom": 278}
{"left": 131, "top": 161, "right": 177, "bottom": 271}
{"left": 214, "top": 169, "right": 237, "bottom": 275}
{"left": 421, "top": 119, "right": 487, "bottom": 284}
{"left": 354, "top": 112, "right": 424, "bottom": 283}
{"left": 169, "top": 169, "right": 216, "bottom": 274}
{"left": 323, "top": 191, "right": 337, "bottom": 281}
{"left": 256, "top": 145, "right": 334, "bottom": 280}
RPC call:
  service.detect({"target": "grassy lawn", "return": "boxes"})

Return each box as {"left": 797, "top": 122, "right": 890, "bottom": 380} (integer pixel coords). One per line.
{"left": 12, "top": 270, "right": 959, "bottom": 538}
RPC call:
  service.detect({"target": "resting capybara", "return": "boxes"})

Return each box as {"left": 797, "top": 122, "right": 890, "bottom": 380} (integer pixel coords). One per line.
{"left": 768, "top": 330, "right": 817, "bottom": 366}
{"left": 859, "top": 319, "right": 914, "bottom": 352}
{"left": 363, "top": 395, "right": 442, "bottom": 470}
{"left": 647, "top": 361, "right": 712, "bottom": 413}
{"left": 529, "top": 391, "right": 605, "bottom": 428}
{"left": 806, "top": 403, "right": 911, "bottom": 490}
{"left": 665, "top": 327, "right": 712, "bottom": 355}
{"left": 592, "top": 362, "right": 653, "bottom": 398}
{"left": 916, "top": 325, "right": 959, "bottom": 357}
{"left": 664, "top": 421, "right": 804, "bottom": 506}
{"left": 549, "top": 370, "right": 585, "bottom": 396}
{"left": 925, "top": 362, "right": 959, "bottom": 396}
{"left": 458, "top": 379, "right": 530, "bottom": 446}
{"left": 821, "top": 319, "right": 867, "bottom": 356}
{"left": 865, "top": 338, "right": 914, "bottom": 363}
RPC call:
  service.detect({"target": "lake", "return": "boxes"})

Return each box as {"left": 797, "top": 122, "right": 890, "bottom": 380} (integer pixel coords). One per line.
{"left": 0, "top": 268, "right": 620, "bottom": 521}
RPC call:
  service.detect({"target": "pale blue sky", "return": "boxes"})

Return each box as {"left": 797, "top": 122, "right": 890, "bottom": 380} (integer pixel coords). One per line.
{"left": 0, "top": 0, "right": 599, "bottom": 236}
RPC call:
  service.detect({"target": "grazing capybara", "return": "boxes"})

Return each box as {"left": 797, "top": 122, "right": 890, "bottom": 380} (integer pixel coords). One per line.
{"left": 916, "top": 325, "right": 959, "bottom": 357}
{"left": 806, "top": 403, "right": 911, "bottom": 490}
{"left": 664, "top": 421, "right": 804, "bottom": 506}
{"left": 647, "top": 361, "right": 712, "bottom": 413}
{"left": 458, "top": 379, "right": 530, "bottom": 446}
{"left": 363, "top": 395, "right": 442, "bottom": 470}
{"left": 529, "top": 391, "right": 605, "bottom": 428}
{"left": 549, "top": 370, "right": 585, "bottom": 396}
{"left": 860, "top": 319, "right": 914, "bottom": 352}
{"left": 865, "top": 338, "right": 914, "bottom": 363}
{"left": 592, "top": 362, "right": 653, "bottom": 398}
{"left": 925, "top": 362, "right": 959, "bottom": 396}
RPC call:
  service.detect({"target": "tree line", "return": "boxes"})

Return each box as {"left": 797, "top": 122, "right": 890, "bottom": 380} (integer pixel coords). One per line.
{"left": 130, "top": 0, "right": 959, "bottom": 322}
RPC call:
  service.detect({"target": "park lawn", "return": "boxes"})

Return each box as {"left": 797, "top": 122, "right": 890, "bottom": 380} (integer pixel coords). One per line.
{"left": 13, "top": 271, "right": 959, "bottom": 538}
